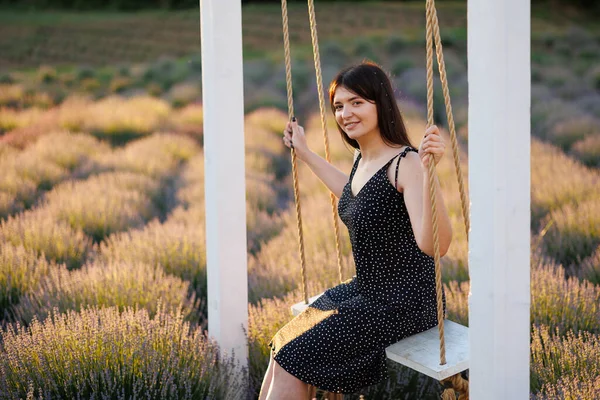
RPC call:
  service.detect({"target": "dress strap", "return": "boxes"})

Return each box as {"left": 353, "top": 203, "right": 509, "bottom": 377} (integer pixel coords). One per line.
{"left": 349, "top": 150, "right": 362, "bottom": 181}
{"left": 393, "top": 146, "right": 418, "bottom": 190}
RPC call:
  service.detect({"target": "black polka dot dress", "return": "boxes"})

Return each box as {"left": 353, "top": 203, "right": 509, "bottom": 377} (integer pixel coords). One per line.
{"left": 269, "top": 146, "right": 445, "bottom": 394}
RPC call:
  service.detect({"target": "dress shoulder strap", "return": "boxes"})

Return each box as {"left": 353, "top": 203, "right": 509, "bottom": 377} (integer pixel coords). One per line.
{"left": 349, "top": 150, "right": 362, "bottom": 181}
{"left": 394, "top": 146, "right": 418, "bottom": 190}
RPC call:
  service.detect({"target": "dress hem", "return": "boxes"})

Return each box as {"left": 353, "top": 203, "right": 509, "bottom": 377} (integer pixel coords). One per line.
{"left": 270, "top": 346, "right": 386, "bottom": 394}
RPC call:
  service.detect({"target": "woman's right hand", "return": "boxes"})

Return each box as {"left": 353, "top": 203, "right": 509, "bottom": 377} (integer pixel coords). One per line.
{"left": 282, "top": 118, "right": 311, "bottom": 162}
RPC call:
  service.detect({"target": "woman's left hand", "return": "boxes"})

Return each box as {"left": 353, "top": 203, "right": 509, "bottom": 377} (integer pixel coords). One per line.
{"left": 418, "top": 125, "right": 446, "bottom": 168}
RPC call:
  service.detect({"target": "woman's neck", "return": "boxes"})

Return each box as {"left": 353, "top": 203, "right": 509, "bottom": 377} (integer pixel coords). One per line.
{"left": 357, "top": 134, "right": 403, "bottom": 163}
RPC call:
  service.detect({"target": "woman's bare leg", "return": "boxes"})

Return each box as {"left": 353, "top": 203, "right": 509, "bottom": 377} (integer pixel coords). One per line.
{"left": 266, "top": 359, "right": 310, "bottom": 400}
{"left": 258, "top": 353, "right": 276, "bottom": 400}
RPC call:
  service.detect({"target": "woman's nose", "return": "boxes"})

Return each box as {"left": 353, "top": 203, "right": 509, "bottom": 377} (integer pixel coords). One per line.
{"left": 342, "top": 106, "right": 353, "bottom": 118}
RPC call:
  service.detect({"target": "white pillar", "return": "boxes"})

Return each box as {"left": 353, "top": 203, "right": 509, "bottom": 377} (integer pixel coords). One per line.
{"left": 200, "top": 0, "right": 248, "bottom": 369}
{"left": 468, "top": 0, "right": 530, "bottom": 398}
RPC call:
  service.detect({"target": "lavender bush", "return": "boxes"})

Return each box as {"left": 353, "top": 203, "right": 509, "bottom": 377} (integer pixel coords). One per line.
{"left": 0, "top": 305, "right": 244, "bottom": 399}
{"left": 530, "top": 138, "right": 600, "bottom": 228}
{"left": 97, "top": 218, "right": 207, "bottom": 301}
{"left": 579, "top": 246, "right": 600, "bottom": 285}
{"left": 530, "top": 324, "right": 599, "bottom": 397}
{"left": 0, "top": 244, "right": 56, "bottom": 320}
{"left": 530, "top": 250, "right": 600, "bottom": 335}
{"left": 40, "top": 172, "right": 161, "bottom": 242}
{"left": 0, "top": 209, "right": 93, "bottom": 269}
{"left": 570, "top": 134, "right": 600, "bottom": 167}
{"left": 11, "top": 260, "right": 198, "bottom": 325}
{"left": 541, "top": 197, "right": 600, "bottom": 268}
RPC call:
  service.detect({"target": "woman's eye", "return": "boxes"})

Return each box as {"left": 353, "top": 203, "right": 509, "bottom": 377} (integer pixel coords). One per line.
{"left": 353, "top": 101, "right": 362, "bottom": 106}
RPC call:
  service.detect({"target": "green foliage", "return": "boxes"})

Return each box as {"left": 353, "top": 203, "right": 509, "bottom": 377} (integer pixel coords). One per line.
{"left": 244, "top": 89, "right": 287, "bottom": 114}
{"left": 385, "top": 34, "right": 410, "bottom": 55}
{"left": 397, "top": 68, "right": 446, "bottom": 124}
{"left": 588, "top": 64, "right": 600, "bottom": 91}
{"left": 244, "top": 59, "right": 275, "bottom": 87}
{"left": 390, "top": 56, "right": 414, "bottom": 77}
{"left": 353, "top": 37, "right": 379, "bottom": 62}
{"left": 319, "top": 41, "right": 348, "bottom": 68}
{"left": 143, "top": 57, "right": 188, "bottom": 91}
{"left": 75, "top": 66, "right": 96, "bottom": 81}
{"left": 36, "top": 65, "right": 58, "bottom": 84}
{"left": 108, "top": 76, "right": 133, "bottom": 93}
{"left": 0, "top": 73, "right": 15, "bottom": 84}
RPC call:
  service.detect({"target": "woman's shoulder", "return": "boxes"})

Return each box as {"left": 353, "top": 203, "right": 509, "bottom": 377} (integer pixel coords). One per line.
{"left": 393, "top": 147, "right": 423, "bottom": 190}
{"left": 400, "top": 147, "right": 421, "bottom": 166}
{"left": 404, "top": 145, "right": 419, "bottom": 154}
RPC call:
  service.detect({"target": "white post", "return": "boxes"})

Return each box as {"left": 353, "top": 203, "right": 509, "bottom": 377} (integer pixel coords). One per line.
{"left": 200, "top": 0, "right": 248, "bottom": 370}
{"left": 468, "top": 0, "right": 530, "bottom": 398}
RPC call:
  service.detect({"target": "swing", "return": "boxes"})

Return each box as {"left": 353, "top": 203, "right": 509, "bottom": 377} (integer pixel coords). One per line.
{"left": 281, "top": 0, "right": 470, "bottom": 398}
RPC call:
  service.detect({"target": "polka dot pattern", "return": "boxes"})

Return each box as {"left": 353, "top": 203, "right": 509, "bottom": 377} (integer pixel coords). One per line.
{"left": 269, "top": 146, "right": 446, "bottom": 394}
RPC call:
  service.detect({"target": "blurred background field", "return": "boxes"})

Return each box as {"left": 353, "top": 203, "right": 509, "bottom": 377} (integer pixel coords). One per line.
{"left": 0, "top": 1, "right": 599, "bottom": 399}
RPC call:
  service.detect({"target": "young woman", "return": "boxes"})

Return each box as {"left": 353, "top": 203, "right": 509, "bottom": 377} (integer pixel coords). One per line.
{"left": 260, "top": 61, "right": 453, "bottom": 399}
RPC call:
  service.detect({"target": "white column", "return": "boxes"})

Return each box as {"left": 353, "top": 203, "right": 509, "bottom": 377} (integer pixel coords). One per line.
{"left": 468, "top": 0, "right": 530, "bottom": 398}
{"left": 200, "top": 0, "right": 248, "bottom": 369}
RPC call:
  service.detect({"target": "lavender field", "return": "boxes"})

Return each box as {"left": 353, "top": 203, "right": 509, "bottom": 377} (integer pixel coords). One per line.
{"left": 0, "top": 2, "right": 599, "bottom": 399}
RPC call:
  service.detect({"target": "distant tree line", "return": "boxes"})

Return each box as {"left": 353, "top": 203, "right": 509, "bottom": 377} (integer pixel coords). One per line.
{"left": 0, "top": 0, "right": 597, "bottom": 13}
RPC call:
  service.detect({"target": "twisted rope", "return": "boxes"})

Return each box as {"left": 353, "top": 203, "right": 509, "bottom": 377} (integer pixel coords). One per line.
{"left": 425, "top": 0, "right": 446, "bottom": 366}
{"left": 426, "top": 0, "right": 470, "bottom": 397}
{"left": 429, "top": 0, "right": 470, "bottom": 237}
{"left": 441, "top": 373, "right": 470, "bottom": 400}
{"left": 281, "top": 0, "right": 308, "bottom": 304}
{"left": 307, "top": 0, "right": 345, "bottom": 284}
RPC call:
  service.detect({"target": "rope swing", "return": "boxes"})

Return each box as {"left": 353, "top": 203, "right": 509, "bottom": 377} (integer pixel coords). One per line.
{"left": 424, "top": 0, "right": 469, "bottom": 397}
{"left": 281, "top": 0, "right": 470, "bottom": 398}
{"left": 281, "top": 0, "right": 346, "bottom": 308}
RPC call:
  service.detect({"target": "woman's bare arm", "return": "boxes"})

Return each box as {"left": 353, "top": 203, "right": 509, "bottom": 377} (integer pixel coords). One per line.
{"left": 302, "top": 150, "right": 349, "bottom": 199}
{"left": 283, "top": 119, "right": 350, "bottom": 198}
{"left": 401, "top": 152, "right": 453, "bottom": 257}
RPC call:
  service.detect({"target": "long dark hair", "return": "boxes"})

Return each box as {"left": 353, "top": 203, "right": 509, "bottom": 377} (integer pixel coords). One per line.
{"left": 328, "top": 61, "right": 413, "bottom": 151}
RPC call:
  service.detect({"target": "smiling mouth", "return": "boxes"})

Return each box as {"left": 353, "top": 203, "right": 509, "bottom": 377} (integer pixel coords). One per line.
{"left": 345, "top": 122, "right": 359, "bottom": 129}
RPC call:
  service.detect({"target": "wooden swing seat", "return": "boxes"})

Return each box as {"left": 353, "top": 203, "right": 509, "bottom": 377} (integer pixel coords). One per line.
{"left": 291, "top": 295, "right": 469, "bottom": 381}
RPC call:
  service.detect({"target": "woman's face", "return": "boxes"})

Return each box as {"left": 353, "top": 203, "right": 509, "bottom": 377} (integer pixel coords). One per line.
{"left": 333, "top": 86, "right": 379, "bottom": 140}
